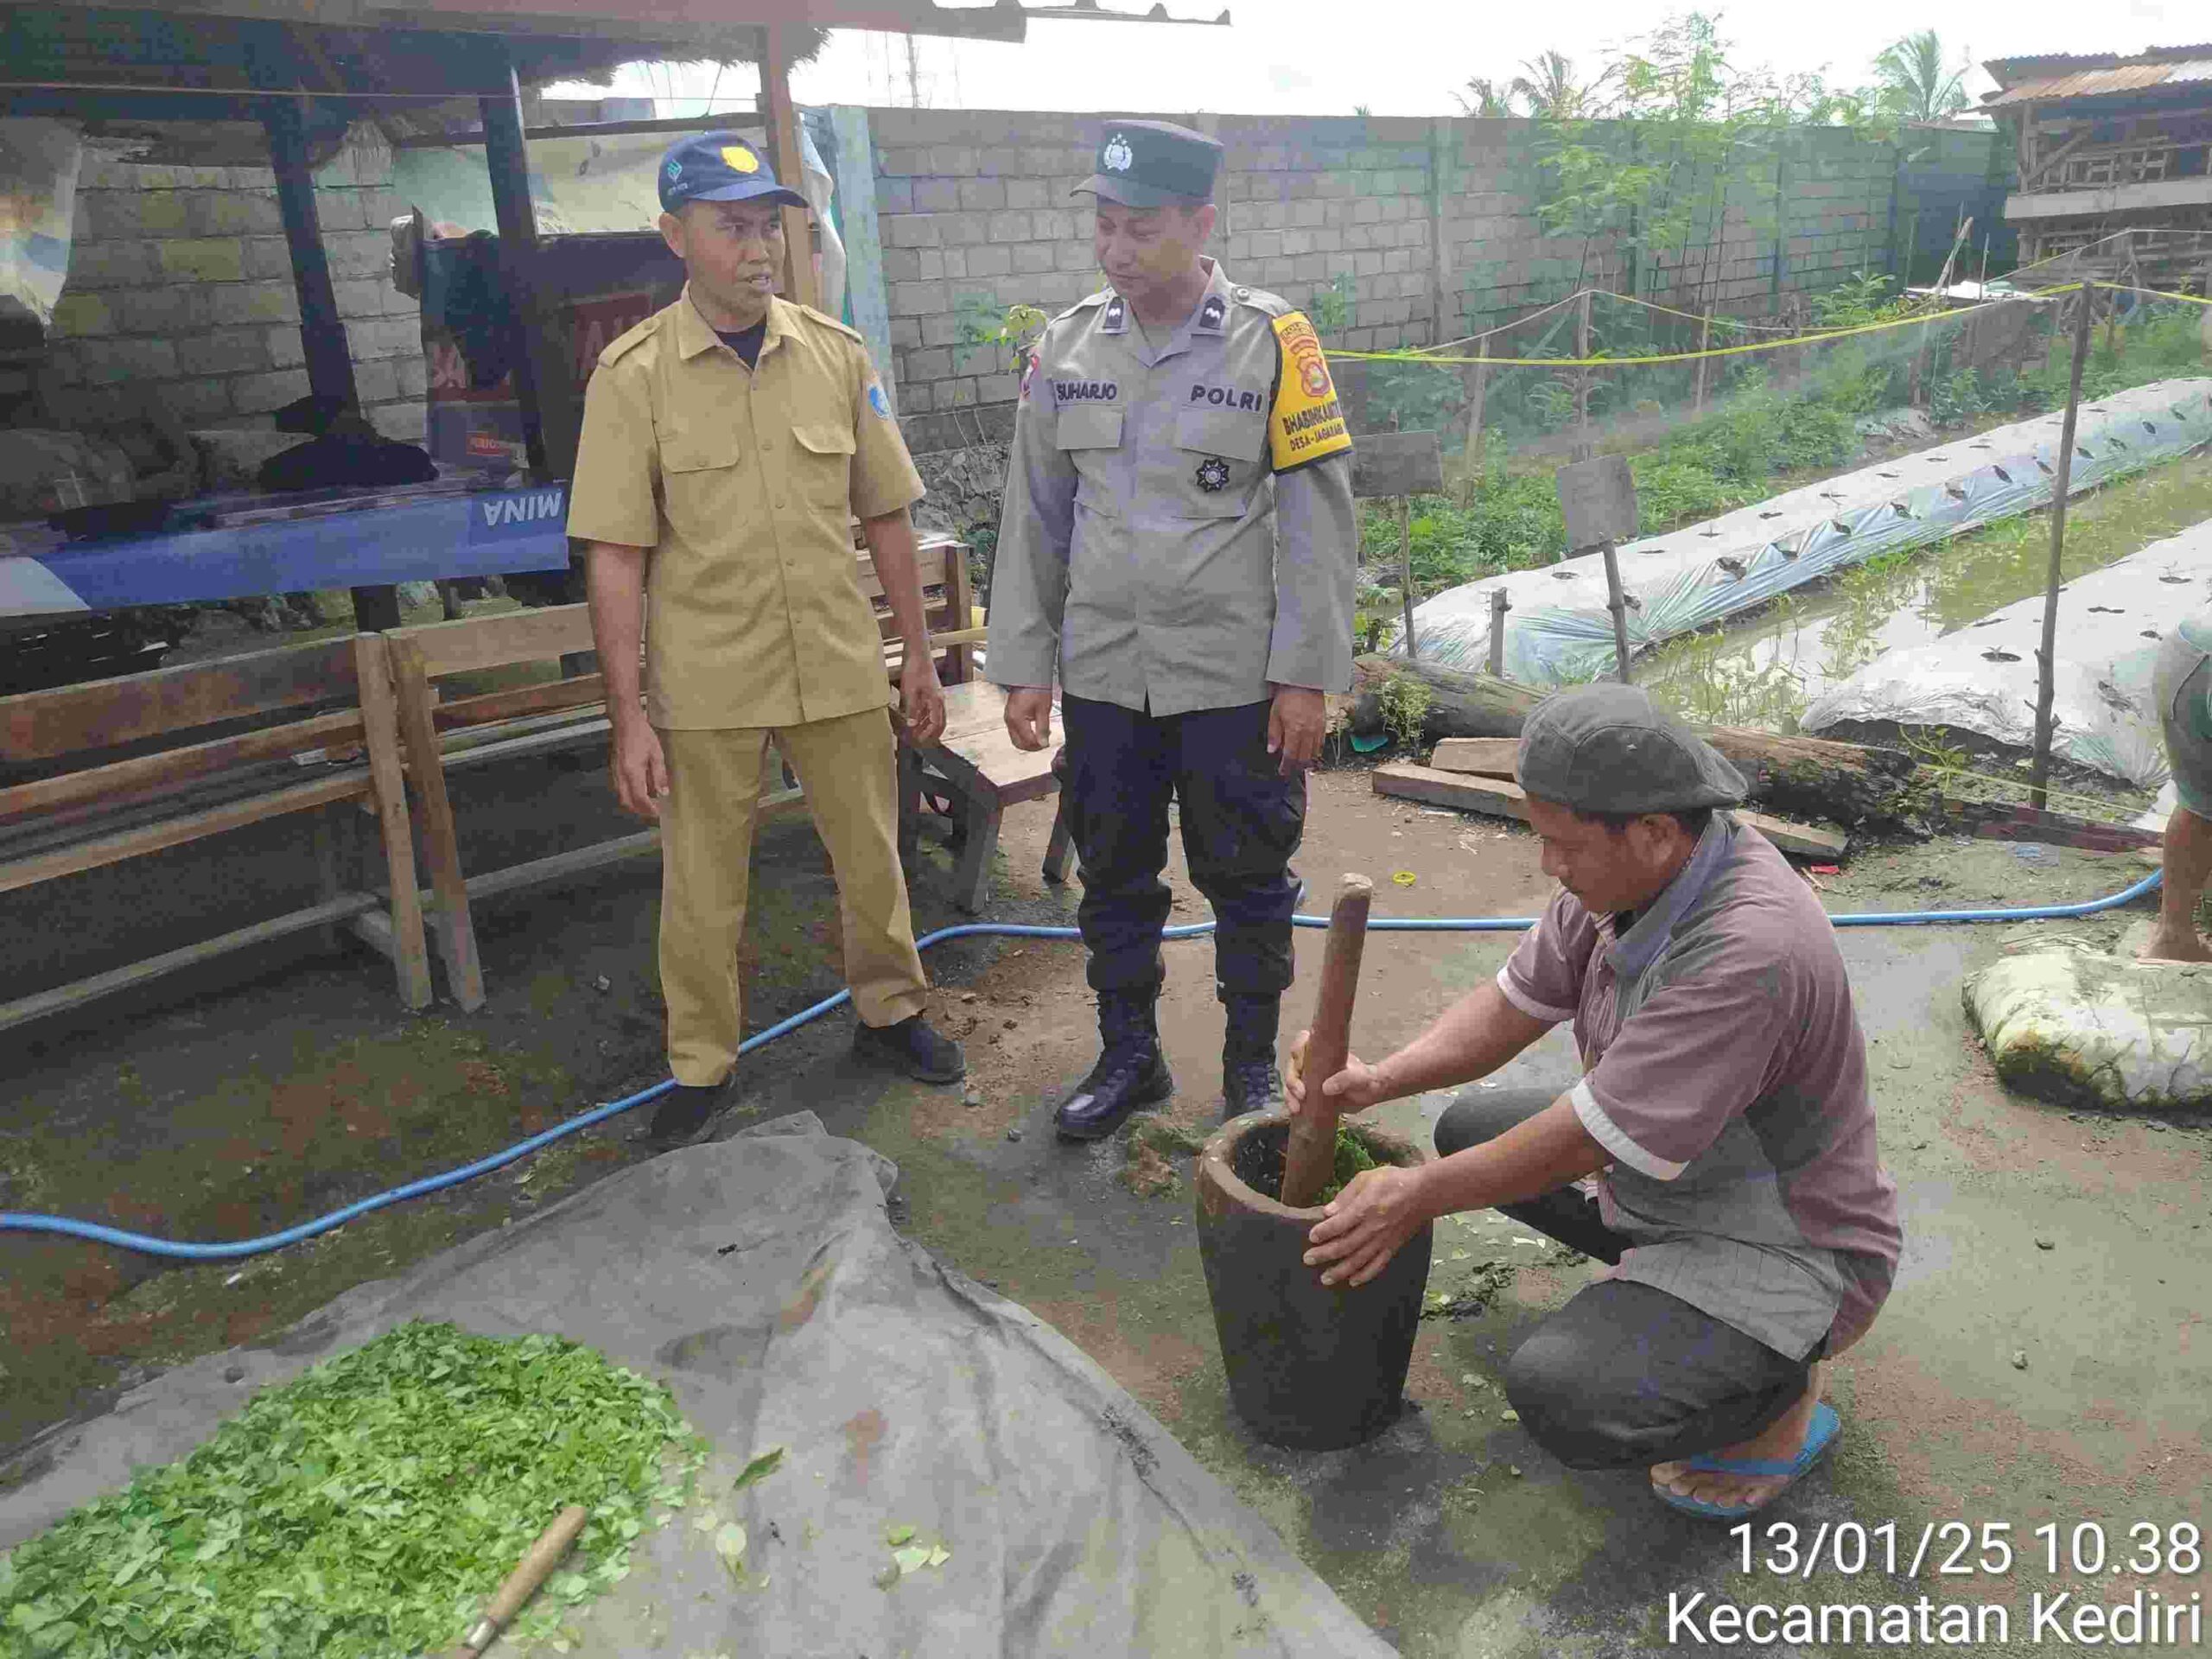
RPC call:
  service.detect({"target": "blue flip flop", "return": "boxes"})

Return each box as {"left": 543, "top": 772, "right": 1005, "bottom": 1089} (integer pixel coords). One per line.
{"left": 1653, "top": 1402, "right": 1841, "bottom": 1521}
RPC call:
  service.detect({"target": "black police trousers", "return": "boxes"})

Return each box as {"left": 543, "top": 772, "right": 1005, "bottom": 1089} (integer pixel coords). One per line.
{"left": 1057, "top": 693, "right": 1304, "bottom": 998}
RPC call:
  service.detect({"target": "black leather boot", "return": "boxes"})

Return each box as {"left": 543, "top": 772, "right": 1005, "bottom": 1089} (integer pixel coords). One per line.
{"left": 1221, "top": 992, "right": 1283, "bottom": 1121}
{"left": 1054, "top": 987, "right": 1173, "bottom": 1141}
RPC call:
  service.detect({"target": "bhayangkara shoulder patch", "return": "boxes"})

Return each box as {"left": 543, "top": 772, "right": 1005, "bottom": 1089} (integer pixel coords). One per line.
{"left": 1268, "top": 311, "right": 1351, "bottom": 473}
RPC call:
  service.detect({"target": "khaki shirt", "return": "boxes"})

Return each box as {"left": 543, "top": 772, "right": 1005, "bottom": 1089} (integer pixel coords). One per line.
{"left": 985, "top": 258, "right": 1357, "bottom": 716}
{"left": 567, "top": 289, "right": 925, "bottom": 730}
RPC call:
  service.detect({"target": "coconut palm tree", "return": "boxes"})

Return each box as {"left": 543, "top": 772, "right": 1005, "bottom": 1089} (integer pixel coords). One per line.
{"left": 1456, "top": 76, "right": 1512, "bottom": 118}
{"left": 1511, "top": 50, "right": 1585, "bottom": 119}
{"left": 1874, "top": 30, "right": 1969, "bottom": 124}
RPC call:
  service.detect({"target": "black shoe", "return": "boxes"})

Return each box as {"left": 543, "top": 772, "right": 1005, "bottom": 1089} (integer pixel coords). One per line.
{"left": 1221, "top": 992, "right": 1283, "bottom": 1122}
{"left": 637, "top": 1081, "right": 726, "bottom": 1149}
{"left": 854, "top": 1014, "right": 966, "bottom": 1084}
{"left": 1055, "top": 987, "right": 1174, "bottom": 1141}
{"left": 1222, "top": 1056, "right": 1283, "bottom": 1120}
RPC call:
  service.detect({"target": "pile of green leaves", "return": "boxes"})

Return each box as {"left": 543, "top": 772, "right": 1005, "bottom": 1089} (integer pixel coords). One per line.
{"left": 1313, "top": 1128, "right": 1381, "bottom": 1206}
{"left": 0, "top": 1322, "right": 706, "bottom": 1658}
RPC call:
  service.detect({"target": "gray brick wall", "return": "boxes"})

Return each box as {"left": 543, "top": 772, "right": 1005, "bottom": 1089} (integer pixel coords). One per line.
{"left": 44, "top": 140, "right": 425, "bottom": 443}
{"left": 868, "top": 108, "right": 2001, "bottom": 421}
{"left": 39, "top": 112, "right": 1999, "bottom": 458}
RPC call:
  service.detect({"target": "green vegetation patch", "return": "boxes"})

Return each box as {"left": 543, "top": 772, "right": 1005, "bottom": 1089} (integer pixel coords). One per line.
{"left": 1313, "top": 1127, "right": 1381, "bottom": 1207}
{"left": 0, "top": 1322, "right": 707, "bottom": 1658}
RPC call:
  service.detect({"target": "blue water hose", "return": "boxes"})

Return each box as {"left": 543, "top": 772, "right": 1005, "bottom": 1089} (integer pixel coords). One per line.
{"left": 0, "top": 868, "right": 2164, "bottom": 1262}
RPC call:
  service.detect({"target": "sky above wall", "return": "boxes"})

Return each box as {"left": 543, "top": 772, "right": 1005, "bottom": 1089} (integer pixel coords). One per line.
{"left": 546, "top": 0, "right": 2194, "bottom": 121}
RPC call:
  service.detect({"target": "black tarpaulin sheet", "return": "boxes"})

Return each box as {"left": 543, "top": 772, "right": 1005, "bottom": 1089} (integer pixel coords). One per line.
{"left": 0, "top": 1114, "right": 1393, "bottom": 1657}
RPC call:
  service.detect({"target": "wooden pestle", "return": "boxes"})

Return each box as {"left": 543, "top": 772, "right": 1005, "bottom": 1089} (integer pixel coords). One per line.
{"left": 447, "top": 1503, "right": 589, "bottom": 1657}
{"left": 1279, "top": 874, "right": 1374, "bottom": 1211}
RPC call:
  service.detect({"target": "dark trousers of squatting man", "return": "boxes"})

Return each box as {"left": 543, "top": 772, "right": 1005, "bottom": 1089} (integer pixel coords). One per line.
{"left": 1057, "top": 693, "right": 1303, "bottom": 1088}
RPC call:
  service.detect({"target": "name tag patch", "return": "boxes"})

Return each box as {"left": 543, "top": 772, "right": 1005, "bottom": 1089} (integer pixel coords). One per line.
{"left": 1188, "top": 383, "right": 1264, "bottom": 413}
{"left": 1052, "top": 379, "right": 1119, "bottom": 405}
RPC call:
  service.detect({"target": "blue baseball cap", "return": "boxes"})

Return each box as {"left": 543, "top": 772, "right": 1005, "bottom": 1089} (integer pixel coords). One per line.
{"left": 658, "top": 131, "right": 808, "bottom": 214}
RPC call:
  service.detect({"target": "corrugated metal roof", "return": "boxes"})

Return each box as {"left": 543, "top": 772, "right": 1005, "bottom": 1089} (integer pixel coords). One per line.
{"left": 1983, "top": 60, "right": 2212, "bottom": 106}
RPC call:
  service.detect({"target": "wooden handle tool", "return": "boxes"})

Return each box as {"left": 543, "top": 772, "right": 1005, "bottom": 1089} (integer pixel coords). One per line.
{"left": 447, "top": 1503, "right": 589, "bottom": 1657}
{"left": 1279, "top": 874, "right": 1374, "bottom": 1211}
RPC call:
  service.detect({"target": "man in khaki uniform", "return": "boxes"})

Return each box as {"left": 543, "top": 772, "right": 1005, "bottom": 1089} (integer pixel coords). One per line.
{"left": 569, "top": 132, "right": 963, "bottom": 1147}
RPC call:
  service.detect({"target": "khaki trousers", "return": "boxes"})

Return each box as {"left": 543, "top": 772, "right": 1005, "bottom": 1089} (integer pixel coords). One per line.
{"left": 659, "top": 707, "right": 928, "bottom": 1085}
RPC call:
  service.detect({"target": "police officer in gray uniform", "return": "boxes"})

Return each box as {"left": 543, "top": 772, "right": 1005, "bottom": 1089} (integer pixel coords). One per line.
{"left": 988, "top": 119, "right": 1359, "bottom": 1141}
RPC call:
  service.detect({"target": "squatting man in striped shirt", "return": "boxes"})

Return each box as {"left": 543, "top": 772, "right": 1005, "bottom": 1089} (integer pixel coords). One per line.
{"left": 1287, "top": 683, "right": 1903, "bottom": 1519}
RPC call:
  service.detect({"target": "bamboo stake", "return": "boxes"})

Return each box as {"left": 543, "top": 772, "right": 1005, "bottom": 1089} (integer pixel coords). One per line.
{"left": 2029, "top": 283, "right": 2096, "bottom": 810}
{"left": 1692, "top": 307, "right": 1712, "bottom": 416}
{"left": 1396, "top": 499, "right": 1417, "bottom": 660}
{"left": 1599, "top": 537, "right": 1632, "bottom": 684}
{"left": 1573, "top": 288, "right": 1592, "bottom": 463}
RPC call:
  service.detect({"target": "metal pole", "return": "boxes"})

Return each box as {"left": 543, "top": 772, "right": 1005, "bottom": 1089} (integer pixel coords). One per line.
{"left": 1396, "top": 497, "right": 1417, "bottom": 660}
{"left": 2028, "top": 283, "right": 2097, "bottom": 810}
{"left": 260, "top": 98, "right": 394, "bottom": 633}
{"left": 1599, "top": 537, "right": 1632, "bottom": 684}
{"left": 1487, "top": 589, "right": 1510, "bottom": 678}
{"left": 479, "top": 60, "right": 556, "bottom": 481}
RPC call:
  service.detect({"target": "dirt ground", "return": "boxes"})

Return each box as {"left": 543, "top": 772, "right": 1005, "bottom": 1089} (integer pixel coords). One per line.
{"left": 3, "top": 757, "right": 2208, "bottom": 1656}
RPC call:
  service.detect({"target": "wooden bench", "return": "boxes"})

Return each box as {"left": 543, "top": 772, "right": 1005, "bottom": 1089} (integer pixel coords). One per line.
{"left": 0, "top": 634, "right": 431, "bottom": 1033}
{"left": 898, "top": 683, "right": 1074, "bottom": 913}
{"left": 385, "top": 531, "right": 980, "bottom": 1012}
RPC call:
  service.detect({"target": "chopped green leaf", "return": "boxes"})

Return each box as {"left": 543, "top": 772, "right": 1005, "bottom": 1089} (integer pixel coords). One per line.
{"left": 924, "top": 1545, "right": 950, "bottom": 1568}
{"left": 884, "top": 1524, "right": 916, "bottom": 1547}
{"left": 732, "top": 1446, "right": 786, "bottom": 1491}
{"left": 0, "top": 1321, "right": 705, "bottom": 1659}
{"left": 892, "top": 1545, "right": 930, "bottom": 1575}
{"left": 713, "top": 1522, "right": 748, "bottom": 1584}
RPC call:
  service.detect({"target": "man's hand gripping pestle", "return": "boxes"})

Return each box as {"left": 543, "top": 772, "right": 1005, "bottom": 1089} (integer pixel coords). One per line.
{"left": 1279, "top": 874, "right": 1374, "bottom": 1211}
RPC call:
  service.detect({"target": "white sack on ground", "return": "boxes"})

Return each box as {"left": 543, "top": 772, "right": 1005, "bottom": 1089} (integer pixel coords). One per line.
{"left": 1964, "top": 937, "right": 2212, "bottom": 1114}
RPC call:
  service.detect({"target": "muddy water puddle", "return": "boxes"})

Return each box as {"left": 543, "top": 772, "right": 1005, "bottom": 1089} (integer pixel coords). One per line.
{"left": 1642, "top": 449, "right": 2212, "bottom": 730}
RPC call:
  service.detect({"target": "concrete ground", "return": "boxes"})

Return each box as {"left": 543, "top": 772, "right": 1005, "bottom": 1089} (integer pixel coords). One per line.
{"left": 3, "top": 760, "right": 2208, "bottom": 1656}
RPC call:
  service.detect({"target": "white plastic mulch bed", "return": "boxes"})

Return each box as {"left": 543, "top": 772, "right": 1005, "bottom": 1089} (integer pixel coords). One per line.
{"left": 1803, "top": 517, "right": 2212, "bottom": 786}
{"left": 1403, "top": 378, "right": 2212, "bottom": 685}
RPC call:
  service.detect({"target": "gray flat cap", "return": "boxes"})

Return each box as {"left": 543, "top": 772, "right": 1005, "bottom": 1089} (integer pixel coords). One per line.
{"left": 1517, "top": 684, "right": 1746, "bottom": 815}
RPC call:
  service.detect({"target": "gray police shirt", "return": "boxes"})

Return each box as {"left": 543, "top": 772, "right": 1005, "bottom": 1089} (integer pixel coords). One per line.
{"left": 985, "top": 258, "right": 1358, "bottom": 715}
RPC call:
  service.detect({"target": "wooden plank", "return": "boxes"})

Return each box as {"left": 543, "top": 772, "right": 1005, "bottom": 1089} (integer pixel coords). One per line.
{"left": 944, "top": 528, "right": 976, "bottom": 684}
{"left": 387, "top": 603, "right": 594, "bottom": 679}
{"left": 0, "top": 710, "right": 365, "bottom": 826}
{"left": 1947, "top": 799, "right": 2162, "bottom": 854}
{"left": 434, "top": 674, "right": 608, "bottom": 730}
{"left": 0, "top": 772, "right": 364, "bottom": 895}
{"left": 388, "top": 633, "right": 484, "bottom": 1011}
{"left": 1427, "top": 737, "right": 1519, "bottom": 778}
{"left": 2, "top": 636, "right": 358, "bottom": 762}
{"left": 855, "top": 540, "right": 951, "bottom": 597}
{"left": 1372, "top": 764, "right": 1844, "bottom": 856}
{"left": 1738, "top": 810, "right": 1846, "bottom": 859}
{"left": 442, "top": 717, "right": 613, "bottom": 773}
{"left": 1349, "top": 430, "right": 1445, "bottom": 499}
{"left": 0, "top": 893, "right": 384, "bottom": 1035}
{"left": 440, "top": 786, "right": 809, "bottom": 906}
{"left": 1374, "top": 762, "right": 1530, "bottom": 821}
{"left": 352, "top": 633, "right": 433, "bottom": 1009}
